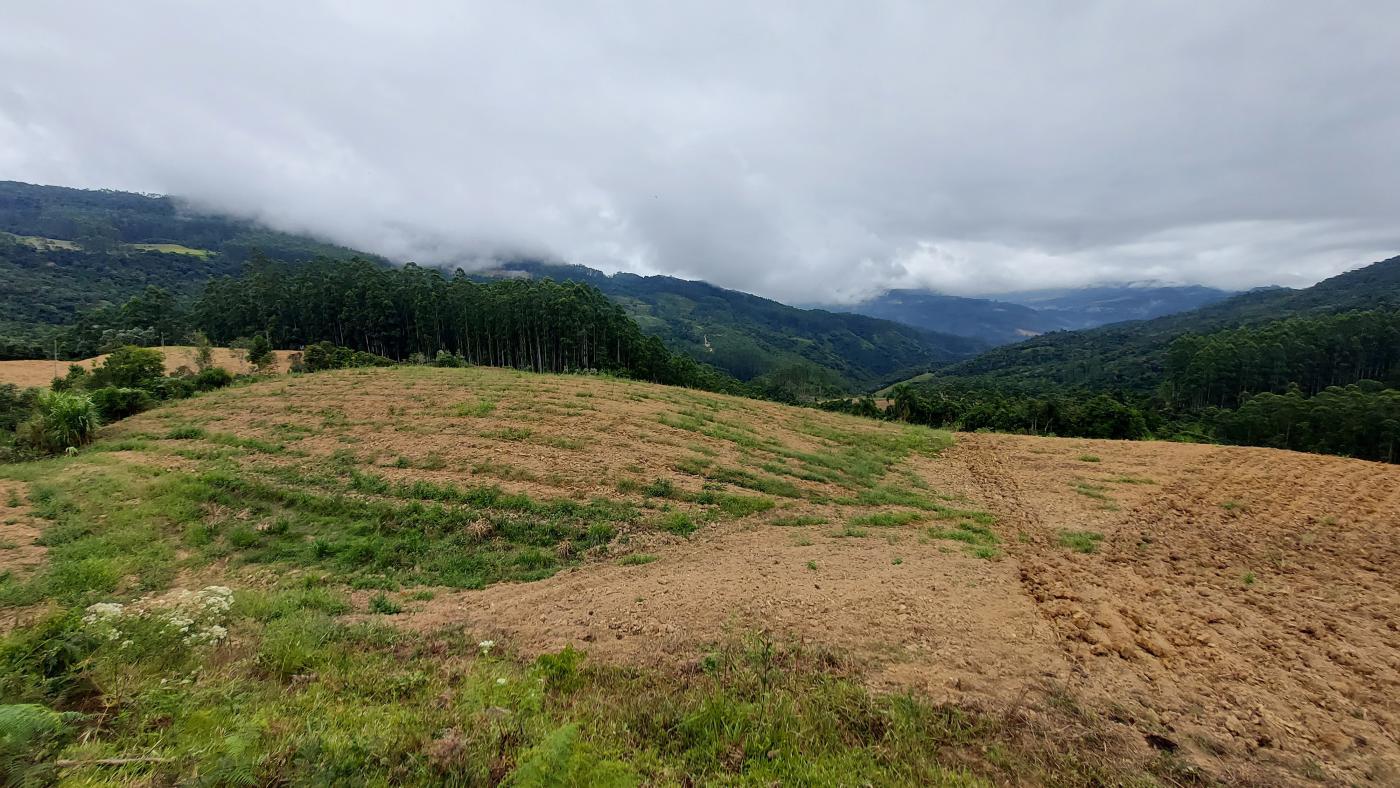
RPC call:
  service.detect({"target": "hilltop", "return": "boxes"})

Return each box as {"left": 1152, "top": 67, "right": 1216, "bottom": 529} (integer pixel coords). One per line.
{"left": 1, "top": 366, "right": 1395, "bottom": 783}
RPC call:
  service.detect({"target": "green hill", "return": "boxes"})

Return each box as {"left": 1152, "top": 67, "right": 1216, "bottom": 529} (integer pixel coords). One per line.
{"left": 925, "top": 255, "right": 1400, "bottom": 391}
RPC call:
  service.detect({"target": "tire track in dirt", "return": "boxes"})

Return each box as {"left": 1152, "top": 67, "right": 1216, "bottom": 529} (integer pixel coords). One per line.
{"left": 953, "top": 433, "right": 1400, "bottom": 785}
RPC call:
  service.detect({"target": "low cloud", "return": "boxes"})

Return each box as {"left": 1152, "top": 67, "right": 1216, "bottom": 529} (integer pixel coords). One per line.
{"left": 3, "top": 1, "right": 1398, "bottom": 301}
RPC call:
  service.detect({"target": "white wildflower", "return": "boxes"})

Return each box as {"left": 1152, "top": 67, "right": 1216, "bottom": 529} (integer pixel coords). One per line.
{"left": 496, "top": 678, "right": 507, "bottom": 685}
{"left": 478, "top": 640, "right": 495, "bottom": 654}
{"left": 83, "top": 602, "right": 125, "bottom": 625}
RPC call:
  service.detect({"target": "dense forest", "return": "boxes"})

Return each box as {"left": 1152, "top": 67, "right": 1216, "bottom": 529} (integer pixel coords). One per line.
{"left": 193, "top": 258, "right": 743, "bottom": 392}
{"left": 1163, "top": 310, "right": 1400, "bottom": 408}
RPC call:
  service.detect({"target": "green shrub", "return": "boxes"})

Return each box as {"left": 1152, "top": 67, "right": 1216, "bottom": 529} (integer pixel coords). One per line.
{"left": 302, "top": 342, "right": 394, "bottom": 372}
{"left": 510, "top": 723, "right": 637, "bottom": 787}
{"left": 245, "top": 335, "right": 275, "bottom": 371}
{"left": 0, "top": 384, "right": 37, "bottom": 434}
{"left": 19, "top": 391, "right": 100, "bottom": 453}
{"left": 89, "top": 345, "right": 165, "bottom": 389}
{"left": 193, "top": 367, "right": 234, "bottom": 391}
{"left": 660, "top": 511, "right": 697, "bottom": 537}
{"left": 89, "top": 387, "right": 153, "bottom": 421}
{"left": 147, "top": 376, "right": 197, "bottom": 400}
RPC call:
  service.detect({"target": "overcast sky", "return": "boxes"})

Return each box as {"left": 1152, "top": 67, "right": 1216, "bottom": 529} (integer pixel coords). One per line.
{"left": 2, "top": 2, "right": 1398, "bottom": 302}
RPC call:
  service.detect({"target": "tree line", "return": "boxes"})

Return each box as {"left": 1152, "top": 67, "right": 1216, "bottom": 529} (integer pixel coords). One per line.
{"left": 191, "top": 257, "right": 742, "bottom": 392}
{"left": 821, "top": 386, "right": 1153, "bottom": 441}
{"left": 1163, "top": 310, "right": 1400, "bottom": 408}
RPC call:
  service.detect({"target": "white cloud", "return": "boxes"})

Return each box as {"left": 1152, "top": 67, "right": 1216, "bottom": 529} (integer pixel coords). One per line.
{"left": 2, "top": 1, "right": 1397, "bottom": 301}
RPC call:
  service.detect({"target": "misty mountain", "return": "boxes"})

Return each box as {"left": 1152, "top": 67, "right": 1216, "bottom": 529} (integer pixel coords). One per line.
{"left": 481, "top": 262, "right": 987, "bottom": 389}
{"left": 816, "top": 284, "right": 1233, "bottom": 345}
{"left": 995, "top": 285, "right": 1235, "bottom": 329}
{"left": 0, "top": 181, "right": 986, "bottom": 389}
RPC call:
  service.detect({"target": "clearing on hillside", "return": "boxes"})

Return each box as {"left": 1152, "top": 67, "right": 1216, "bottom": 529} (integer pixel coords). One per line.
{"left": 0, "top": 346, "right": 296, "bottom": 389}
{"left": 2, "top": 366, "right": 1396, "bottom": 784}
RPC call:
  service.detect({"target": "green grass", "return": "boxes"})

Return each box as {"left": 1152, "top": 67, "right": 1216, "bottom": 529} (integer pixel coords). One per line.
{"left": 1076, "top": 454, "right": 1101, "bottom": 463}
{"left": 1072, "top": 483, "right": 1111, "bottom": 501}
{"left": 927, "top": 521, "right": 1001, "bottom": 560}
{"left": 1220, "top": 500, "right": 1247, "bottom": 512}
{"left": 830, "top": 526, "right": 868, "bottom": 538}
{"left": 618, "top": 553, "right": 658, "bottom": 566}
{"left": 848, "top": 510, "right": 923, "bottom": 528}
{"left": 1058, "top": 530, "right": 1105, "bottom": 554}
{"left": 770, "top": 515, "right": 828, "bottom": 527}
{"left": 658, "top": 511, "right": 697, "bottom": 537}
{"left": 369, "top": 593, "right": 403, "bottom": 615}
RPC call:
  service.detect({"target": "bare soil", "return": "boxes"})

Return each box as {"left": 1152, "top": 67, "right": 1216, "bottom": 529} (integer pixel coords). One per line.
{"left": 0, "top": 480, "right": 42, "bottom": 577}
{"left": 111, "top": 368, "right": 1400, "bottom": 783}
{"left": 0, "top": 346, "right": 296, "bottom": 389}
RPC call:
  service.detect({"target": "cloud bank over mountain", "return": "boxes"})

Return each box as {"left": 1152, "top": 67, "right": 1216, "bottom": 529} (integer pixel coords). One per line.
{"left": 3, "top": 1, "right": 1398, "bottom": 301}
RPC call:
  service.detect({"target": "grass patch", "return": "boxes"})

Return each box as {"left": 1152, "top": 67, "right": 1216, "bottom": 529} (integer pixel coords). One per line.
{"left": 1076, "top": 454, "right": 1101, "bottom": 463}
{"left": 1072, "top": 483, "right": 1111, "bottom": 501}
{"left": 927, "top": 521, "right": 1001, "bottom": 560}
{"left": 1058, "top": 530, "right": 1104, "bottom": 554}
{"left": 618, "top": 553, "right": 658, "bottom": 566}
{"left": 658, "top": 511, "right": 697, "bottom": 537}
{"left": 369, "top": 593, "right": 403, "bottom": 615}
{"left": 848, "top": 510, "right": 923, "bottom": 528}
{"left": 771, "top": 515, "right": 828, "bottom": 527}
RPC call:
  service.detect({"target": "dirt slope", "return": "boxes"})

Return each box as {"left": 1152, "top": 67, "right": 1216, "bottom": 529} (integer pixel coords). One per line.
{"left": 106, "top": 368, "right": 1400, "bottom": 783}
{"left": 0, "top": 346, "right": 296, "bottom": 389}
{"left": 398, "top": 434, "right": 1399, "bottom": 783}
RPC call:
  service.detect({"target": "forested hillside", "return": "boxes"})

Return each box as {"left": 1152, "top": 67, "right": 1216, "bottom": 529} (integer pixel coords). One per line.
{"left": 489, "top": 262, "right": 987, "bottom": 390}
{"left": 0, "top": 181, "right": 377, "bottom": 358}
{"left": 928, "top": 255, "right": 1400, "bottom": 391}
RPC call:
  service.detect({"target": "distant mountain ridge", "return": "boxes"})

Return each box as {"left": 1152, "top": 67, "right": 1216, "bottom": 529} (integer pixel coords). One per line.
{"left": 481, "top": 261, "right": 987, "bottom": 390}
{"left": 818, "top": 284, "right": 1234, "bottom": 345}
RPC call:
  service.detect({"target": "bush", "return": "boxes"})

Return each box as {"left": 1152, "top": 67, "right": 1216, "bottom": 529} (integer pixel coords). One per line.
{"left": 49, "top": 365, "right": 90, "bottom": 393}
{"left": 0, "top": 384, "right": 37, "bottom": 434}
{"left": 89, "top": 345, "right": 165, "bottom": 390}
{"left": 246, "top": 334, "right": 274, "bottom": 371}
{"left": 147, "top": 377, "right": 196, "bottom": 401}
{"left": 193, "top": 367, "right": 234, "bottom": 391}
{"left": 302, "top": 342, "right": 394, "bottom": 372}
{"left": 88, "top": 387, "right": 153, "bottom": 421}
{"left": 19, "top": 391, "right": 100, "bottom": 454}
